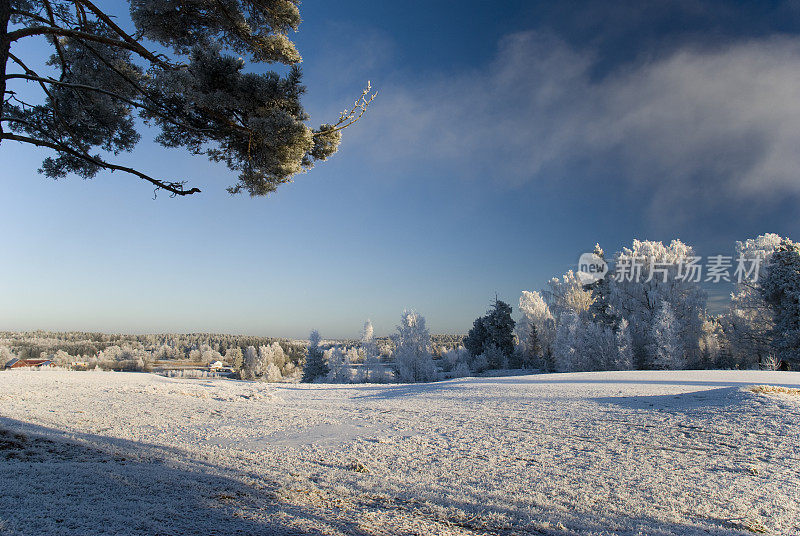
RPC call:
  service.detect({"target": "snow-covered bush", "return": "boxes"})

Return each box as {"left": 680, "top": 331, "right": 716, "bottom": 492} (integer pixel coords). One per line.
{"left": 326, "top": 347, "right": 353, "bottom": 383}
{"left": 468, "top": 351, "right": 489, "bottom": 373}
{"left": 357, "top": 321, "right": 384, "bottom": 382}
{"left": 52, "top": 350, "right": 72, "bottom": 366}
{"left": 450, "top": 361, "right": 471, "bottom": 378}
{"left": 96, "top": 344, "right": 153, "bottom": 372}
{"left": 265, "top": 362, "right": 282, "bottom": 382}
{"left": 442, "top": 346, "right": 470, "bottom": 371}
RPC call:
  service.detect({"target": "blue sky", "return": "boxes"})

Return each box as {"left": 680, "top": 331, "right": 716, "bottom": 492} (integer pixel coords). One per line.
{"left": 2, "top": 0, "right": 800, "bottom": 338}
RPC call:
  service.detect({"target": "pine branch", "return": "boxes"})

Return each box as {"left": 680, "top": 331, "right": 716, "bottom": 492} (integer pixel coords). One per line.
{"left": 0, "top": 133, "right": 201, "bottom": 196}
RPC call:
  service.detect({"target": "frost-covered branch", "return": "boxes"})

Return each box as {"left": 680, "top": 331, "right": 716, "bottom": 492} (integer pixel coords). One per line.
{"left": 317, "top": 81, "right": 378, "bottom": 136}
{"left": 0, "top": 0, "right": 372, "bottom": 197}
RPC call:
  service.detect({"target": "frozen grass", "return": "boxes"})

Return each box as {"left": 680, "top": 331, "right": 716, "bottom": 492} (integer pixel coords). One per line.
{"left": 749, "top": 384, "right": 800, "bottom": 397}
{"left": 1, "top": 369, "right": 799, "bottom": 535}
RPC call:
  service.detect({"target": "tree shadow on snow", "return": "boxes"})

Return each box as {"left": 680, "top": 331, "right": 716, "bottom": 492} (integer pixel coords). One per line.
{"left": 0, "top": 416, "right": 765, "bottom": 536}
{"left": 592, "top": 386, "right": 751, "bottom": 413}
{"left": 460, "top": 373, "right": 800, "bottom": 390}
{"left": 0, "top": 417, "right": 377, "bottom": 536}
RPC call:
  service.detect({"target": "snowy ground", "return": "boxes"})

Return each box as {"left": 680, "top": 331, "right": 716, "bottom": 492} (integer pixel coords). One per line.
{"left": 1, "top": 370, "right": 799, "bottom": 535}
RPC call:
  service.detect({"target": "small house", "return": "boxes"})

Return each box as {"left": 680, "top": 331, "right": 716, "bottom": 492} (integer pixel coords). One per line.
{"left": 4, "top": 358, "right": 54, "bottom": 369}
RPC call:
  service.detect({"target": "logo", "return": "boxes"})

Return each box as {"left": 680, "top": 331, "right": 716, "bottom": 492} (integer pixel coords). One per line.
{"left": 577, "top": 252, "right": 608, "bottom": 285}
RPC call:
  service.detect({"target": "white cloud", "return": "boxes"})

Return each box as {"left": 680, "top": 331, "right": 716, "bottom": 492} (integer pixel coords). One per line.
{"left": 349, "top": 32, "right": 800, "bottom": 213}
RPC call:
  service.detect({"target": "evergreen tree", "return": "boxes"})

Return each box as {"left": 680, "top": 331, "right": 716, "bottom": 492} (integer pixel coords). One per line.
{"left": 465, "top": 298, "right": 516, "bottom": 368}
{"left": 524, "top": 322, "right": 542, "bottom": 368}
{"left": 586, "top": 244, "right": 619, "bottom": 329}
{"left": 464, "top": 316, "right": 489, "bottom": 358}
{"left": 1, "top": 1, "right": 375, "bottom": 196}
{"left": 301, "top": 329, "right": 328, "bottom": 382}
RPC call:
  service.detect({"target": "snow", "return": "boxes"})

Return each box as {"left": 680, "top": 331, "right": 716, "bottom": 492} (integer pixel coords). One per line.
{"left": 1, "top": 369, "right": 799, "bottom": 535}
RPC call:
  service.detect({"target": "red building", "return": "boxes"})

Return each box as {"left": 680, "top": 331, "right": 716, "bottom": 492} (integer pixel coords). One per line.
{"left": 4, "top": 358, "right": 54, "bottom": 369}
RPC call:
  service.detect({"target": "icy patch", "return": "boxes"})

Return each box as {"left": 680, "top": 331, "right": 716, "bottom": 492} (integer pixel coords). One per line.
{"left": 207, "top": 419, "right": 397, "bottom": 449}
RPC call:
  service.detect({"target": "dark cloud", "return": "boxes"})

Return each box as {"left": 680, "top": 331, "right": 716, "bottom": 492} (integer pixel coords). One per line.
{"left": 347, "top": 31, "right": 800, "bottom": 224}
{"left": 528, "top": 0, "right": 800, "bottom": 76}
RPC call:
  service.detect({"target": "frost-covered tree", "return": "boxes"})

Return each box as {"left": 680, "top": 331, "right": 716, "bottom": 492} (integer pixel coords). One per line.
{"left": 393, "top": 310, "right": 437, "bottom": 383}
{"left": 264, "top": 361, "right": 282, "bottom": 382}
{"left": 325, "top": 347, "right": 353, "bottom": 383}
{"left": 545, "top": 271, "right": 594, "bottom": 320}
{"left": 241, "top": 345, "right": 260, "bottom": 379}
{"left": 579, "top": 321, "right": 616, "bottom": 371}
{"left": 609, "top": 239, "right": 706, "bottom": 369}
{"left": 358, "top": 321, "right": 382, "bottom": 382}
{"left": 650, "top": 302, "right": 686, "bottom": 370}
{"left": 1, "top": 0, "right": 375, "bottom": 196}
{"left": 301, "top": 329, "right": 327, "bottom": 382}
{"left": 224, "top": 347, "right": 244, "bottom": 373}
{"left": 552, "top": 311, "right": 579, "bottom": 372}
{"left": 517, "top": 290, "right": 555, "bottom": 364}
{"left": 550, "top": 313, "right": 616, "bottom": 373}
{"left": 204, "top": 346, "right": 222, "bottom": 364}
{"left": 361, "top": 320, "right": 374, "bottom": 344}
{"left": 586, "top": 244, "right": 619, "bottom": 329}
{"left": 52, "top": 349, "right": 71, "bottom": 366}
{"left": 360, "top": 350, "right": 383, "bottom": 383}
{"left": 0, "top": 344, "right": 16, "bottom": 367}
{"left": 441, "top": 346, "right": 469, "bottom": 372}
{"left": 614, "top": 318, "right": 634, "bottom": 370}
{"left": 722, "top": 233, "right": 783, "bottom": 368}
{"left": 760, "top": 238, "right": 800, "bottom": 366}
{"left": 698, "top": 318, "right": 722, "bottom": 369}
{"left": 252, "top": 342, "right": 285, "bottom": 381}
{"left": 478, "top": 344, "right": 507, "bottom": 370}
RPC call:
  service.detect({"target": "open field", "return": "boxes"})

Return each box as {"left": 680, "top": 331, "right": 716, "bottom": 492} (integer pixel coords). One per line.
{"left": 1, "top": 370, "right": 799, "bottom": 535}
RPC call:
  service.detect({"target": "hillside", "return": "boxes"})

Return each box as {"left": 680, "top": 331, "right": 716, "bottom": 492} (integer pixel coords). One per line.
{"left": 1, "top": 370, "right": 799, "bottom": 535}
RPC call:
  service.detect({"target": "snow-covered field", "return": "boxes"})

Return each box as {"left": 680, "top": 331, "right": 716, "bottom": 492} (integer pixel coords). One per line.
{"left": 1, "top": 370, "right": 799, "bottom": 535}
